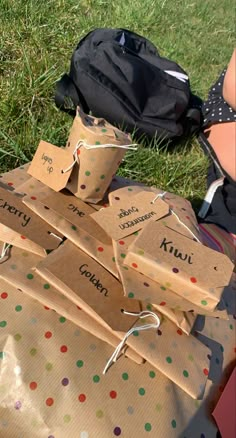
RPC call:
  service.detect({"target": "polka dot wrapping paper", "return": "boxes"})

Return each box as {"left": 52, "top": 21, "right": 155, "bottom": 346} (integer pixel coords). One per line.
{"left": 0, "top": 242, "right": 142, "bottom": 365}
{"left": 0, "top": 274, "right": 235, "bottom": 437}
{"left": 0, "top": 236, "right": 211, "bottom": 399}
{"left": 14, "top": 176, "right": 54, "bottom": 200}
{"left": 65, "top": 108, "right": 133, "bottom": 203}
{"left": 0, "top": 222, "right": 47, "bottom": 257}
{"left": 124, "top": 220, "right": 233, "bottom": 312}
{"left": 0, "top": 164, "right": 235, "bottom": 435}
{"left": 109, "top": 186, "right": 228, "bottom": 319}
{"left": 22, "top": 191, "right": 119, "bottom": 278}
{"left": 26, "top": 240, "right": 211, "bottom": 399}
{"left": 0, "top": 163, "right": 31, "bottom": 190}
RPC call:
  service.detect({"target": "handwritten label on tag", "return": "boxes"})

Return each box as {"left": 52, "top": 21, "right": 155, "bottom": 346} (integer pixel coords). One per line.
{"left": 43, "top": 190, "right": 95, "bottom": 220}
{"left": 0, "top": 187, "right": 62, "bottom": 250}
{"left": 91, "top": 191, "right": 169, "bottom": 240}
{"left": 28, "top": 141, "right": 74, "bottom": 191}
{"left": 41, "top": 190, "right": 112, "bottom": 245}
{"left": 125, "top": 221, "right": 234, "bottom": 307}
{"left": 36, "top": 241, "right": 141, "bottom": 331}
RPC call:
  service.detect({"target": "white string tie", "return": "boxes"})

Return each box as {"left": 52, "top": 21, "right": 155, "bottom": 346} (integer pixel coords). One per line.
{"left": 61, "top": 140, "right": 138, "bottom": 174}
{"left": 0, "top": 243, "right": 11, "bottom": 261}
{"left": 151, "top": 191, "right": 167, "bottom": 204}
{"left": 170, "top": 209, "right": 201, "bottom": 243}
{"left": 151, "top": 192, "right": 201, "bottom": 243}
{"left": 103, "top": 310, "right": 160, "bottom": 375}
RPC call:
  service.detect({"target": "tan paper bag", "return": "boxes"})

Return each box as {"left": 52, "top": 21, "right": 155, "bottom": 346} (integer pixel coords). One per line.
{"left": 0, "top": 241, "right": 143, "bottom": 365}
{"left": 65, "top": 108, "right": 135, "bottom": 203}
{"left": 23, "top": 192, "right": 118, "bottom": 278}
{"left": 125, "top": 220, "right": 234, "bottom": 311}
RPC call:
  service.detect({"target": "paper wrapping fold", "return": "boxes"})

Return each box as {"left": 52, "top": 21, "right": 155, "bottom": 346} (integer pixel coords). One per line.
{"left": 0, "top": 242, "right": 143, "bottom": 365}
{"left": 23, "top": 193, "right": 118, "bottom": 278}
{"left": 1, "top": 275, "right": 235, "bottom": 437}
{"left": 14, "top": 175, "right": 54, "bottom": 200}
{"left": 0, "top": 223, "right": 47, "bottom": 257}
{"left": 65, "top": 108, "right": 133, "bottom": 203}
{"left": 0, "top": 162, "right": 31, "bottom": 189}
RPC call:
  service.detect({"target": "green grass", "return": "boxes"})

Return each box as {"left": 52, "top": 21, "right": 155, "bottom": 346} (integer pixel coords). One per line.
{"left": 0, "top": 0, "right": 235, "bottom": 208}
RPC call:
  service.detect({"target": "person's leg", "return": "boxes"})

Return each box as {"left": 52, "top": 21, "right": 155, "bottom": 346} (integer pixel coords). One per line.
{"left": 204, "top": 122, "right": 236, "bottom": 181}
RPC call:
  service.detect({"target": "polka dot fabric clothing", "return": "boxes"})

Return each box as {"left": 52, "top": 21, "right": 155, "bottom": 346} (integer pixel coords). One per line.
{"left": 202, "top": 69, "right": 236, "bottom": 127}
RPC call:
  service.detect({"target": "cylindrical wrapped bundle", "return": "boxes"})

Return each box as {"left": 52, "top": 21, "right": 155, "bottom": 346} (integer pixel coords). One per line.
{"left": 66, "top": 108, "right": 134, "bottom": 203}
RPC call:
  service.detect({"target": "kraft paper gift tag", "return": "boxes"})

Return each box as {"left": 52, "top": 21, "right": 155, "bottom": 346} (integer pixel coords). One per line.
{"left": 2, "top": 275, "right": 235, "bottom": 437}
{"left": 65, "top": 108, "right": 134, "bottom": 203}
{"left": 0, "top": 186, "right": 63, "bottom": 255}
{"left": 91, "top": 190, "right": 170, "bottom": 240}
{"left": 23, "top": 191, "right": 118, "bottom": 278}
{"left": 0, "top": 242, "right": 142, "bottom": 365}
{"left": 0, "top": 170, "right": 54, "bottom": 257}
{"left": 106, "top": 184, "right": 202, "bottom": 240}
{"left": 35, "top": 240, "right": 142, "bottom": 333}
{"left": 28, "top": 140, "right": 75, "bottom": 192}
{"left": 106, "top": 187, "right": 228, "bottom": 320}
{"left": 125, "top": 220, "right": 234, "bottom": 312}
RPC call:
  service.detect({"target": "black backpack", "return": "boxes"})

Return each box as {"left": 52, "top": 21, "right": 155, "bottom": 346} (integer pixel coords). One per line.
{"left": 55, "top": 28, "right": 202, "bottom": 142}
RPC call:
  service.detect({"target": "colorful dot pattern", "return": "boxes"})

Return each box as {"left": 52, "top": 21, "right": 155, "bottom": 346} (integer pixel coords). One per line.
{"left": 108, "top": 190, "right": 224, "bottom": 323}
{"left": 0, "top": 274, "right": 235, "bottom": 437}
{"left": 0, "top": 167, "right": 235, "bottom": 436}
{"left": 109, "top": 187, "right": 223, "bottom": 315}
{"left": 66, "top": 118, "right": 128, "bottom": 203}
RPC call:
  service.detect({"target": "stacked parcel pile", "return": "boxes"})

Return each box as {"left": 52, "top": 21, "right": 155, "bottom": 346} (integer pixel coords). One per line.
{"left": 0, "top": 110, "right": 235, "bottom": 438}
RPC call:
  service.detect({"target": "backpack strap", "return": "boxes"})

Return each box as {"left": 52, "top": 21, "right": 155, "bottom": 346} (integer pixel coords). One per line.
{"left": 181, "top": 107, "right": 202, "bottom": 138}
{"left": 55, "top": 73, "right": 89, "bottom": 115}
